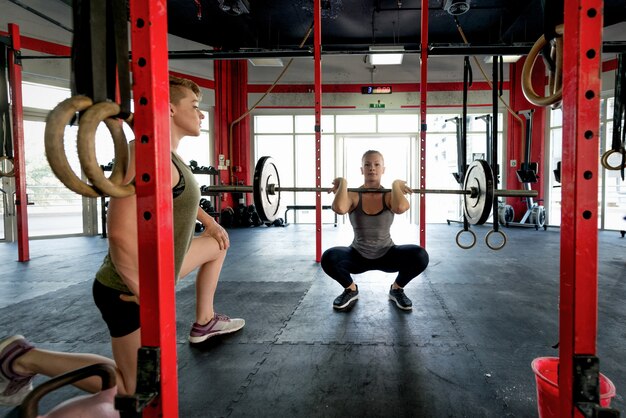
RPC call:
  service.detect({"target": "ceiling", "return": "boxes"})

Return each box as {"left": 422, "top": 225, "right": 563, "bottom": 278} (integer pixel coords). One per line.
{"left": 165, "top": 0, "right": 626, "bottom": 57}
{"left": 4, "top": 0, "right": 626, "bottom": 84}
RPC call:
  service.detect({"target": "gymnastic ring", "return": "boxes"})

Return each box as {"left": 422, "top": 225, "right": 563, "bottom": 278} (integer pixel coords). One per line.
{"left": 521, "top": 24, "right": 564, "bottom": 108}
{"left": 77, "top": 102, "right": 135, "bottom": 198}
{"left": 600, "top": 148, "right": 626, "bottom": 170}
{"left": 455, "top": 228, "right": 476, "bottom": 250}
{"left": 485, "top": 229, "right": 507, "bottom": 251}
{"left": 0, "top": 156, "right": 14, "bottom": 177}
{"left": 44, "top": 96, "right": 101, "bottom": 198}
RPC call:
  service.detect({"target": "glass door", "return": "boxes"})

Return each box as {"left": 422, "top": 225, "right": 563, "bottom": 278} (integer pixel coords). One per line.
{"left": 342, "top": 135, "right": 413, "bottom": 224}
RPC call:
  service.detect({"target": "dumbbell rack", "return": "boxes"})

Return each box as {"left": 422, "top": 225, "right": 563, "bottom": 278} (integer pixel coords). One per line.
{"left": 193, "top": 164, "right": 221, "bottom": 221}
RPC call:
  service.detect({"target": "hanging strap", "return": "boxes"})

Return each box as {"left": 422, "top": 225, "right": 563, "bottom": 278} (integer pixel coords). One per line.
{"left": 0, "top": 42, "right": 12, "bottom": 159}
{"left": 71, "top": 0, "right": 131, "bottom": 117}
{"left": 611, "top": 53, "right": 626, "bottom": 179}
{"left": 611, "top": 53, "right": 625, "bottom": 152}
{"left": 601, "top": 53, "right": 626, "bottom": 178}
{"left": 541, "top": 0, "right": 564, "bottom": 73}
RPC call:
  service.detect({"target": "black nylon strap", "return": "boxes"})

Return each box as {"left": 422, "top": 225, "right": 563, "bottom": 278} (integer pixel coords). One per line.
{"left": 542, "top": 0, "right": 564, "bottom": 42}
{"left": 90, "top": 0, "right": 108, "bottom": 103}
{"left": 611, "top": 53, "right": 625, "bottom": 152}
{"left": 71, "top": 0, "right": 131, "bottom": 119}
{"left": 612, "top": 53, "right": 626, "bottom": 179}
{"left": 111, "top": 0, "right": 131, "bottom": 119}
{"left": 0, "top": 42, "right": 12, "bottom": 158}
{"left": 540, "top": 0, "right": 563, "bottom": 74}
{"left": 460, "top": 59, "right": 468, "bottom": 181}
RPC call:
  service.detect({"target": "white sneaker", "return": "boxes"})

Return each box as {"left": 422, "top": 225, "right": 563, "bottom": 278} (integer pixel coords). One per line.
{"left": 189, "top": 314, "right": 245, "bottom": 343}
{"left": 0, "top": 335, "right": 35, "bottom": 406}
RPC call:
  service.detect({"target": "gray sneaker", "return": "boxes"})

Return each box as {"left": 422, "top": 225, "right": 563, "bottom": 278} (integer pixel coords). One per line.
{"left": 0, "top": 335, "right": 35, "bottom": 406}
{"left": 389, "top": 285, "right": 413, "bottom": 311}
{"left": 189, "top": 314, "right": 245, "bottom": 343}
{"left": 333, "top": 285, "right": 359, "bottom": 311}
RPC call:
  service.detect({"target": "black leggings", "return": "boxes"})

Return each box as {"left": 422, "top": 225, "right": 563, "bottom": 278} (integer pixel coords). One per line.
{"left": 321, "top": 245, "right": 429, "bottom": 288}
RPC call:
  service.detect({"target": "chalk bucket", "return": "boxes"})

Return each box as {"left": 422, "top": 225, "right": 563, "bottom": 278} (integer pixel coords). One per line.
{"left": 531, "top": 357, "right": 616, "bottom": 418}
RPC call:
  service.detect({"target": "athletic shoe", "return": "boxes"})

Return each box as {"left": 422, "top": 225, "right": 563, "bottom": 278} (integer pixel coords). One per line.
{"left": 0, "top": 335, "right": 35, "bottom": 406}
{"left": 388, "top": 285, "right": 413, "bottom": 311}
{"left": 333, "top": 285, "right": 359, "bottom": 311}
{"left": 189, "top": 314, "right": 245, "bottom": 344}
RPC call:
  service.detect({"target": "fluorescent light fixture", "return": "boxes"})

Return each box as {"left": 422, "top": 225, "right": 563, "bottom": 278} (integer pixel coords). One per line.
{"left": 483, "top": 55, "right": 523, "bottom": 64}
{"left": 249, "top": 58, "right": 284, "bottom": 67}
{"left": 367, "top": 45, "right": 405, "bottom": 65}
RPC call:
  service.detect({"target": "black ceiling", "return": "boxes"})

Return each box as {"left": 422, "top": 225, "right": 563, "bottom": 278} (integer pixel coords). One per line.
{"left": 165, "top": 0, "right": 626, "bottom": 56}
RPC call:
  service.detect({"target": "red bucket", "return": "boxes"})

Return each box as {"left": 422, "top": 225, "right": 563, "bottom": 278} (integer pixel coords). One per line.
{"left": 531, "top": 357, "right": 616, "bottom": 418}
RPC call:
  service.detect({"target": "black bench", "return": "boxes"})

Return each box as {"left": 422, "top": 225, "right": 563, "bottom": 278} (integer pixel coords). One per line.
{"left": 284, "top": 205, "right": 337, "bottom": 226}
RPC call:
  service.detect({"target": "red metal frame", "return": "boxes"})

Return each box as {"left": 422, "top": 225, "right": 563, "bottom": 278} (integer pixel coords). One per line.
{"left": 7, "top": 24, "right": 29, "bottom": 262}
{"left": 505, "top": 60, "right": 547, "bottom": 219}
{"left": 314, "top": 0, "right": 323, "bottom": 262}
{"left": 128, "top": 1, "right": 179, "bottom": 416}
{"left": 559, "top": 0, "right": 603, "bottom": 416}
{"left": 418, "top": 0, "right": 428, "bottom": 247}
{"left": 0, "top": 31, "right": 71, "bottom": 56}
{"left": 214, "top": 61, "right": 231, "bottom": 202}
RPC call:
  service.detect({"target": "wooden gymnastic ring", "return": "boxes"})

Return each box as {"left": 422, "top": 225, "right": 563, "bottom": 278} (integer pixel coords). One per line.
{"left": 455, "top": 228, "right": 476, "bottom": 250}
{"left": 600, "top": 148, "right": 626, "bottom": 170}
{"left": 77, "top": 101, "right": 135, "bottom": 198}
{"left": 0, "top": 156, "right": 14, "bottom": 177}
{"left": 521, "top": 25, "right": 564, "bottom": 108}
{"left": 44, "top": 96, "right": 101, "bottom": 197}
{"left": 485, "top": 229, "right": 507, "bottom": 250}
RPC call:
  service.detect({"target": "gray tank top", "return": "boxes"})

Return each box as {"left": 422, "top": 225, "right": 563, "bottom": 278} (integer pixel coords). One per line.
{"left": 349, "top": 192, "right": 394, "bottom": 259}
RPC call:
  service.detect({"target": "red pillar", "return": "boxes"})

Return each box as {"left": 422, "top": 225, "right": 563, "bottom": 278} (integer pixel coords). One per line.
{"left": 558, "top": 0, "right": 603, "bottom": 416}
{"left": 506, "top": 59, "right": 546, "bottom": 220}
{"left": 314, "top": 0, "right": 323, "bottom": 262}
{"left": 214, "top": 60, "right": 249, "bottom": 209}
{"left": 129, "top": 1, "right": 179, "bottom": 416}
{"left": 233, "top": 62, "right": 250, "bottom": 191}
{"left": 7, "top": 24, "right": 29, "bottom": 261}
{"left": 419, "top": 0, "right": 428, "bottom": 247}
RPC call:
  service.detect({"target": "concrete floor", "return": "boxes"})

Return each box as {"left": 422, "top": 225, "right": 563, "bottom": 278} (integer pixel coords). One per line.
{"left": 0, "top": 223, "right": 625, "bottom": 417}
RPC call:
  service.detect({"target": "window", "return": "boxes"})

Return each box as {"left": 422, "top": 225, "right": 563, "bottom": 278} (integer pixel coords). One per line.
{"left": 253, "top": 112, "right": 504, "bottom": 225}
{"left": 549, "top": 97, "right": 624, "bottom": 231}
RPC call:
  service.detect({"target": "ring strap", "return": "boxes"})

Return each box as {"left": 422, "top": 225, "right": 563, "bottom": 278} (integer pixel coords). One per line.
{"left": 0, "top": 42, "right": 13, "bottom": 160}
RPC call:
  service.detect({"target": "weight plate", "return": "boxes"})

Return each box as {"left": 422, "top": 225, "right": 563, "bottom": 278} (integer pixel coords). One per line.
{"left": 463, "top": 159, "right": 494, "bottom": 225}
{"left": 253, "top": 156, "right": 281, "bottom": 222}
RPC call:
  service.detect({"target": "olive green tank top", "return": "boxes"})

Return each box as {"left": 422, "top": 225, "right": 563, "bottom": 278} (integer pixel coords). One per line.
{"left": 95, "top": 152, "right": 200, "bottom": 292}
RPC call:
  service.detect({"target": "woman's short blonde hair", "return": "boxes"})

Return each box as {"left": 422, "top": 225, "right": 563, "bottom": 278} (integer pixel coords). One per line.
{"left": 169, "top": 75, "right": 202, "bottom": 104}
{"left": 362, "top": 150, "right": 384, "bottom": 163}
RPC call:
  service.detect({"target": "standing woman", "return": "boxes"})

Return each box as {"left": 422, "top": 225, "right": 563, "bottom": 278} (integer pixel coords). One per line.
{"left": 0, "top": 76, "right": 244, "bottom": 405}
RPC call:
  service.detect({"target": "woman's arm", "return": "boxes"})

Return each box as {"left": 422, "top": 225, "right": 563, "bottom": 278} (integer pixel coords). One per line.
{"left": 107, "top": 141, "right": 140, "bottom": 296}
{"left": 330, "top": 177, "right": 356, "bottom": 214}
{"left": 197, "top": 207, "right": 229, "bottom": 250}
{"left": 387, "top": 180, "right": 412, "bottom": 214}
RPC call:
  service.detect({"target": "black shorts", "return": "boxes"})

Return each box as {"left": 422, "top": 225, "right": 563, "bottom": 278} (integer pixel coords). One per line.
{"left": 92, "top": 279, "right": 140, "bottom": 338}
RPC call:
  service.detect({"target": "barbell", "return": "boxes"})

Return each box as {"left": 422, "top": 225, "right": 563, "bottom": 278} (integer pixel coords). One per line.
{"left": 203, "top": 156, "right": 537, "bottom": 226}
{"left": 43, "top": 95, "right": 536, "bottom": 227}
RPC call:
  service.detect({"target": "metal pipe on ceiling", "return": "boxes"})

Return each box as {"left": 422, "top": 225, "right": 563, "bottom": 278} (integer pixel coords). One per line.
{"left": 18, "top": 44, "right": 626, "bottom": 60}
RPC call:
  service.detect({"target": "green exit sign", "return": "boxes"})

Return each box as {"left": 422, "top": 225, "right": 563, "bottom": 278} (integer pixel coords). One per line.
{"left": 369, "top": 103, "right": 386, "bottom": 108}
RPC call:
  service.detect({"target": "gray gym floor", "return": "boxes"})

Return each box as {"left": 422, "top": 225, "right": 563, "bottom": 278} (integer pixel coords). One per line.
{"left": 1, "top": 223, "right": 625, "bottom": 417}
